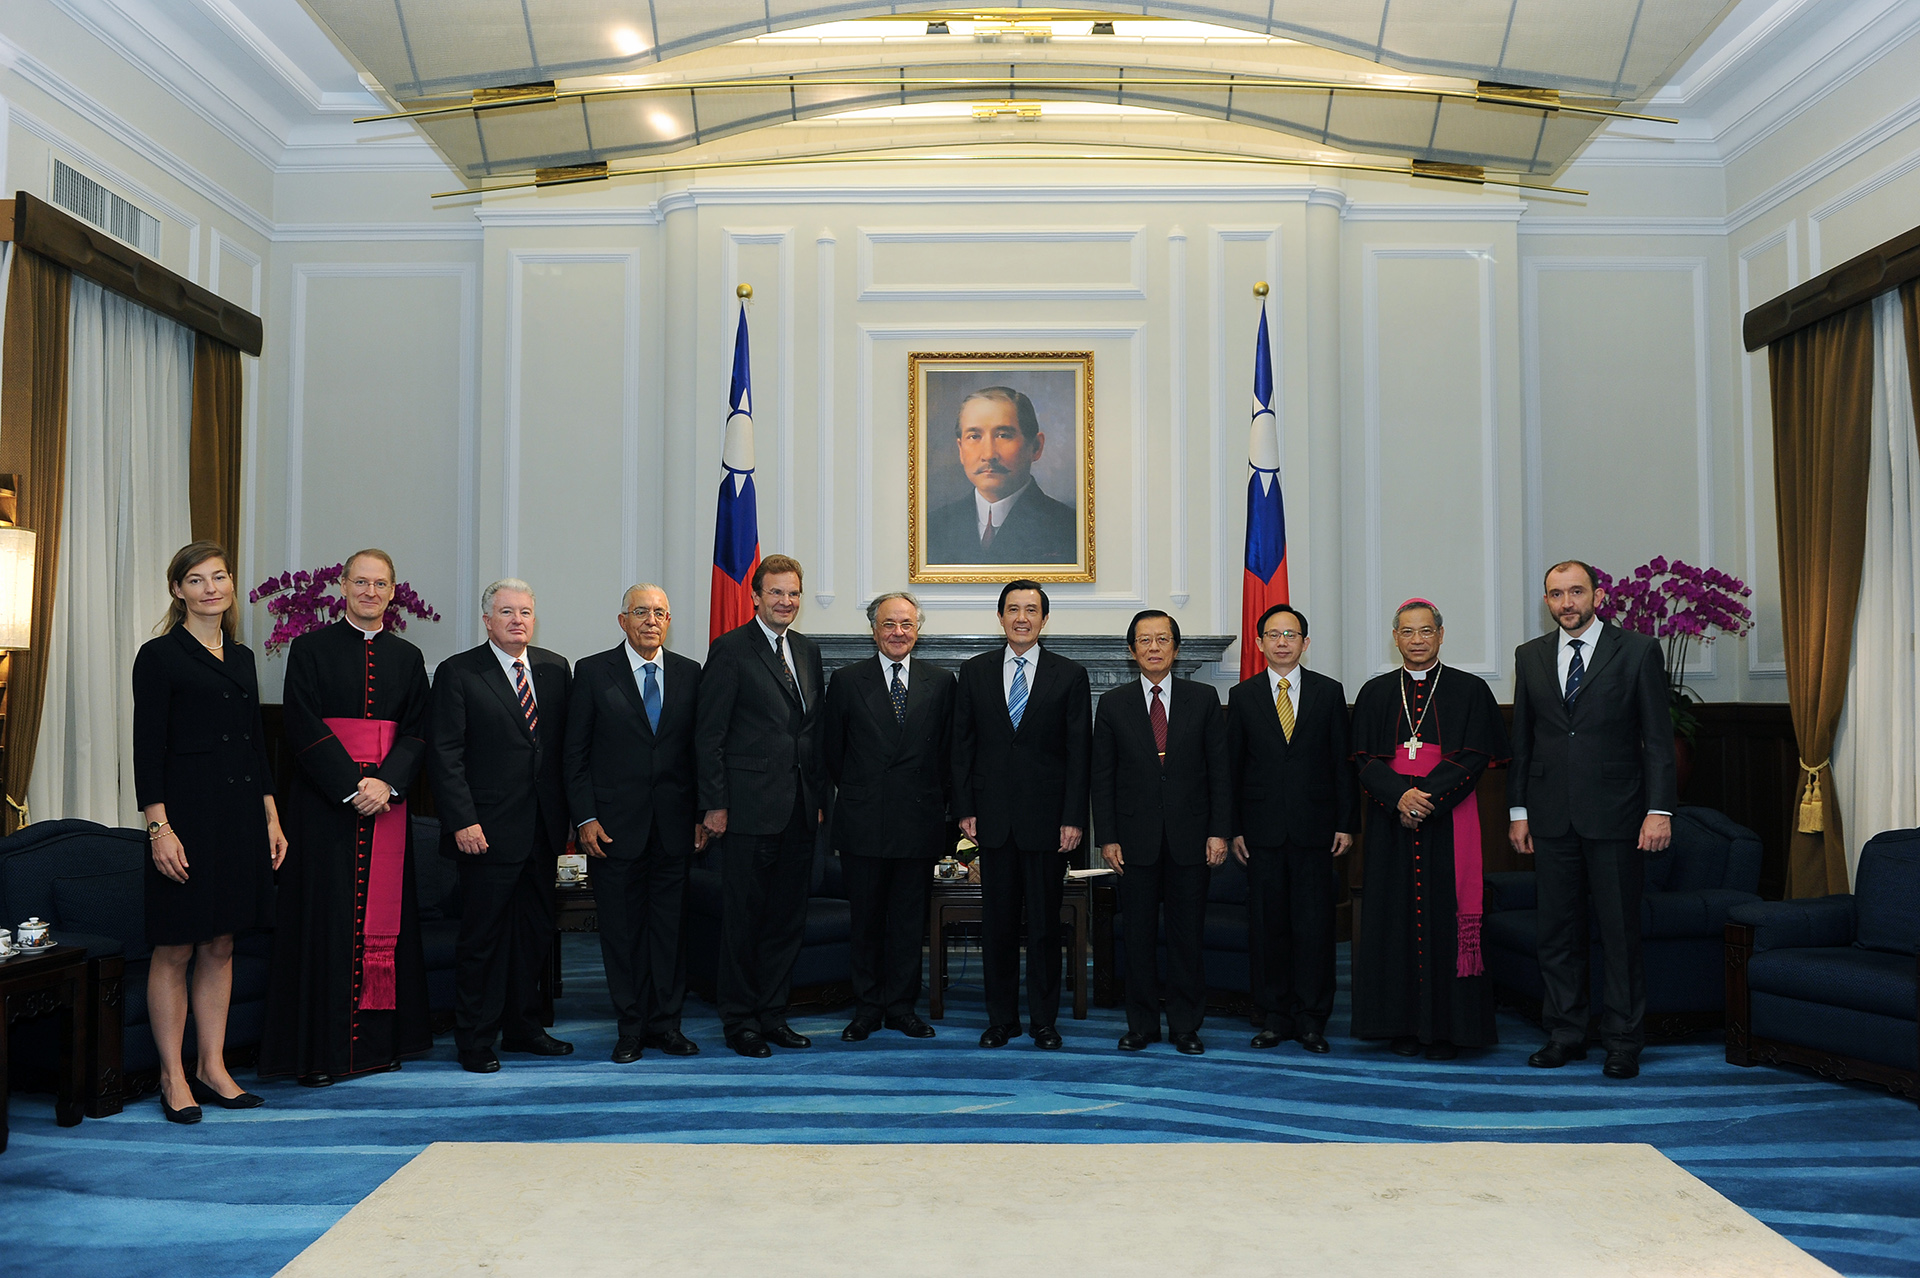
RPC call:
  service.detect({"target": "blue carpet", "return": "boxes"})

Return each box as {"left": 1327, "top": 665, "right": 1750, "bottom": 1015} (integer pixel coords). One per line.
{"left": 6, "top": 937, "right": 1916, "bottom": 1276}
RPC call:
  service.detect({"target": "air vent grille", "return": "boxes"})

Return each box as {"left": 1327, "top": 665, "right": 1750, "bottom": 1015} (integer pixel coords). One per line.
{"left": 51, "top": 160, "right": 161, "bottom": 257}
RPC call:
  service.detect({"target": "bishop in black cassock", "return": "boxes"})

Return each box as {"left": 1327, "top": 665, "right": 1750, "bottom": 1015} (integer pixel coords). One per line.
{"left": 260, "top": 611, "right": 433, "bottom": 1085}
{"left": 1350, "top": 600, "right": 1510, "bottom": 1057}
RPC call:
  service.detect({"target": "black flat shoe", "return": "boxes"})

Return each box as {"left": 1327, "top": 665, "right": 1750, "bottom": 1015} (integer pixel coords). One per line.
{"left": 459, "top": 1049, "right": 500, "bottom": 1073}
{"left": 1602, "top": 1051, "right": 1640, "bottom": 1080}
{"left": 1250, "top": 1029, "right": 1285, "bottom": 1049}
{"left": 1295, "top": 1030, "right": 1331, "bottom": 1054}
{"left": 1528, "top": 1040, "right": 1589, "bottom": 1069}
{"left": 500, "top": 1032, "right": 574, "bottom": 1056}
{"left": 1117, "top": 1031, "right": 1154, "bottom": 1051}
{"left": 612, "top": 1036, "right": 643, "bottom": 1064}
{"left": 297, "top": 1073, "right": 334, "bottom": 1088}
{"left": 841, "top": 1019, "right": 878, "bottom": 1042}
{"left": 1390, "top": 1037, "right": 1422, "bottom": 1057}
{"left": 645, "top": 1030, "right": 700, "bottom": 1057}
{"left": 189, "top": 1076, "right": 264, "bottom": 1109}
{"left": 885, "top": 1013, "right": 936, "bottom": 1039}
{"left": 727, "top": 1031, "right": 772, "bottom": 1059}
{"left": 763, "top": 1025, "right": 811, "bottom": 1050}
{"left": 979, "top": 1023, "right": 1015, "bottom": 1049}
{"left": 1171, "top": 1032, "right": 1205, "bottom": 1056}
{"left": 160, "top": 1096, "right": 202, "bottom": 1125}
{"left": 1032, "top": 1026, "right": 1064, "bottom": 1050}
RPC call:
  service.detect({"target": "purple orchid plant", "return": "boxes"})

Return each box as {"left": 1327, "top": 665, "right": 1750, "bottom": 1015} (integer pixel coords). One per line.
{"left": 249, "top": 564, "right": 442, "bottom": 655}
{"left": 1591, "top": 556, "right": 1753, "bottom": 739}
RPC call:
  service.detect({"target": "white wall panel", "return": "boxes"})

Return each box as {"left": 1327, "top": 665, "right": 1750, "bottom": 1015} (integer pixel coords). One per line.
{"left": 1737, "top": 229, "right": 1797, "bottom": 676}
{"left": 858, "top": 227, "right": 1145, "bottom": 302}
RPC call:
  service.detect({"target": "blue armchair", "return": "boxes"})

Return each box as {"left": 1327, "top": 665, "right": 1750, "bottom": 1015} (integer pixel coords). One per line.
{"left": 684, "top": 833, "right": 853, "bottom": 1011}
{"left": 1482, "top": 805, "right": 1763, "bottom": 1038}
{"left": 1103, "top": 857, "right": 1255, "bottom": 1015}
{"left": 1724, "top": 827, "right": 1918, "bottom": 1104}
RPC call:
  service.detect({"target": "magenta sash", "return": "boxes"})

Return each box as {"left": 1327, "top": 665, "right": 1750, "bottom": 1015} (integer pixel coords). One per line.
{"left": 1390, "top": 742, "right": 1484, "bottom": 978}
{"left": 325, "top": 718, "right": 406, "bottom": 1011}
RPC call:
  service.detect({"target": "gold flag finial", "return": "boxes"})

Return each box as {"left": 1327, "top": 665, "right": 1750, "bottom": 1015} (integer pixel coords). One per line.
{"left": 1253, "top": 281, "right": 1269, "bottom": 298}
{"left": 736, "top": 283, "right": 753, "bottom": 300}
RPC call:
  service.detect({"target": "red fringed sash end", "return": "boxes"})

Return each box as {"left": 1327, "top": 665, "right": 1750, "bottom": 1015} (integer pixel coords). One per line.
{"left": 359, "top": 942, "right": 397, "bottom": 1010}
{"left": 1456, "top": 912, "right": 1484, "bottom": 979}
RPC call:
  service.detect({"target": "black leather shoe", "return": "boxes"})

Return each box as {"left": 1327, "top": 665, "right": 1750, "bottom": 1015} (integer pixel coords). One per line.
{"left": 190, "top": 1076, "right": 265, "bottom": 1109}
{"left": 1424, "top": 1041, "right": 1458, "bottom": 1061}
{"left": 612, "top": 1036, "right": 644, "bottom": 1064}
{"left": 763, "top": 1025, "right": 812, "bottom": 1050}
{"left": 1032, "top": 1025, "right": 1064, "bottom": 1051}
{"left": 459, "top": 1049, "right": 500, "bottom": 1074}
{"left": 1296, "top": 1030, "right": 1331, "bottom": 1054}
{"left": 885, "top": 1013, "right": 936, "bottom": 1039}
{"left": 979, "top": 1023, "right": 1016, "bottom": 1048}
{"left": 1117, "top": 1031, "right": 1154, "bottom": 1051}
{"left": 727, "top": 1031, "right": 772, "bottom": 1058}
{"left": 1602, "top": 1051, "right": 1640, "bottom": 1080}
{"left": 1390, "top": 1037, "right": 1422, "bottom": 1057}
{"left": 1528, "top": 1040, "right": 1589, "bottom": 1069}
{"left": 1251, "top": 1029, "right": 1286, "bottom": 1049}
{"left": 500, "top": 1032, "right": 574, "bottom": 1056}
{"left": 646, "top": 1030, "right": 700, "bottom": 1057}
{"left": 160, "top": 1088, "right": 202, "bottom": 1124}
{"left": 841, "top": 1019, "right": 878, "bottom": 1042}
{"left": 297, "top": 1072, "right": 334, "bottom": 1089}
{"left": 1171, "top": 1032, "right": 1205, "bottom": 1056}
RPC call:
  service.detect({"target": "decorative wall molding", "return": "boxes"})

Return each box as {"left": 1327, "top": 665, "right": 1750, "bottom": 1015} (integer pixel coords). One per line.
{"left": 659, "top": 183, "right": 1330, "bottom": 216}
{"left": 272, "top": 222, "right": 483, "bottom": 242}
{"left": 814, "top": 230, "right": 837, "bottom": 607}
{"left": 1167, "top": 226, "right": 1190, "bottom": 607}
{"left": 1517, "top": 216, "right": 1728, "bottom": 238}
{"left": 720, "top": 227, "right": 797, "bottom": 555}
{"left": 1362, "top": 244, "right": 1503, "bottom": 678}
{"left": 287, "top": 261, "right": 478, "bottom": 635}
{"left": 1207, "top": 224, "right": 1283, "bottom": 638}
{"left": 1806, "top": 144, "right": 1920, "bottom": 273}
{"left": 1343, "top": 202, "right": 1526, "bottom": 223}
{"left": 214, "top": 228, "right": 264, "bottom": 636}
{"left": 855, "top": 226, "right": 1146, "bottom": 302}
{"left": 1726, "top": 91, "right": 1920, "bottom": 233}
{"left": 1736, "top": 225, "right": 1799, "bottom": 677}
{"left": 854, "top": 321, "right": 1147, "bottom": 611}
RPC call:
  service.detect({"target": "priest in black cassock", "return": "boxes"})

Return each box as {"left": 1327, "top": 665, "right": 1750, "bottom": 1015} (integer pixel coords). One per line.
{"left": 1350, "top": 598, "right": 1510, "bottom": 1060}
{"left": 259, "top": 550, "right": 433, "bottom": 1088}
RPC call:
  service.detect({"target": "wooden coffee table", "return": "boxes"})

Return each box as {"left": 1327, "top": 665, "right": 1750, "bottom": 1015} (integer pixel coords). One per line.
{"left": 926, "top": 873, "right": 1108, "bottom": 1020}
{"left": 1, "top": 943, "right": 88, "bottom": 1153}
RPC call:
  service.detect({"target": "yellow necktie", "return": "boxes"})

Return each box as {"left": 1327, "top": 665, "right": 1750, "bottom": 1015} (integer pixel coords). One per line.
{"left": 1276, "top": 677, "right": 1295, "bottom": 742}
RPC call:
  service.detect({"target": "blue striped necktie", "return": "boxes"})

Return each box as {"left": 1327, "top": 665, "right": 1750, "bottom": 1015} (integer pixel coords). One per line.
{"left": 512, "top": 659, "right": 538, "bottom": 734}
{"left": 1564, "top": 638, "right": 1585, "bottom": 712}
{"left": 1008, "top": 656, "right": 1029, "bottom": 730}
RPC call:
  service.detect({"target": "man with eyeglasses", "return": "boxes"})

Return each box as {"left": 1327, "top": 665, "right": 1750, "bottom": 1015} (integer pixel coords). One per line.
{"left": 695, "top": 555, "right": 829, "bottom": 1058}
{"left": 822, "top": 591, "right": 955, "bottom": 1042}
{"left": 564, "top": 585, "right": 706, "bottom": 1064}
{"left": 1349, "top": 599, "right": 1510, "bottom": 1060}
{"left": 1225, "top": 605, "right": 1357, "bottom": 1055}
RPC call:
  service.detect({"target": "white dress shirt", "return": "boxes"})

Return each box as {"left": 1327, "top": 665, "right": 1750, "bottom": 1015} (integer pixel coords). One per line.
{"left": 976, "top": 480, "right": 1033, "bottom": 541}
{"left": 1002, "top": 644, "right": 1040, "bottom": 705}
{"left": 490, "top": 641, "right": 537, "bottom": 704}
{"left": 755, "top": 616, "right": 803, "bottom": 705}
{"left": 1265, "top": 664, "right": 1303, "bottom": 720}
{"left": 1509, "top": 620, "right": 1668, "bottom": 822}
{"left": 629, "top": 642, "right": 665, "bottom": 696}
{"left": 878, "top": 651, "right": 911, "bottom": 691}
{"left": 1140, "top": 672, "right": 1173, "bottom": 723}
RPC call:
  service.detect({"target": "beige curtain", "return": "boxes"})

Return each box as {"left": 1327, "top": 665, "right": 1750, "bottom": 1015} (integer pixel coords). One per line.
{"left": 0, "top": 250, "right": 72, "bottom": 834}
{"left": 1906, "top": 281, "right": 1919, "bottom": 444}
{"left": 1768, "top": 303, "right": 1875, "bottom": 897}
{"left": 189, "top": 333, "right": 243, "bottom": 558}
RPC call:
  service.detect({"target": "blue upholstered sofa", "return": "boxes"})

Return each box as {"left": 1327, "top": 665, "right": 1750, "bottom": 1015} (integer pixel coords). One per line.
{"left": 1481, "top": 805, "right": 1764, "bottom": 1037}
{"left": 684, "top": 831, "right": 853, "bottom": 1010}
{"left": 0, "top": 818, "right": 272, "bottom": 1113}
{"left": 1725, "top": 827, "right": 1919, "bottom": 1103}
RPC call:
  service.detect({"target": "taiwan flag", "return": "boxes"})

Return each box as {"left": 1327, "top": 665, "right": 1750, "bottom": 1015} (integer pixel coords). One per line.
{"left": 1240, "top": 304, "right": 1289, "bottom": 681}
{"left": 710, "top": 305, "right": 761, "bottom": 644}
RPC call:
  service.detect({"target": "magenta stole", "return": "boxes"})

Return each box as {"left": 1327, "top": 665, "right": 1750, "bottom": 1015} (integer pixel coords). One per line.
{"left": 323, "top": 717, "right": 407, "bottom": 1010}
{"left": 1389, "top": 741, "right": 1485, "bottom": 978}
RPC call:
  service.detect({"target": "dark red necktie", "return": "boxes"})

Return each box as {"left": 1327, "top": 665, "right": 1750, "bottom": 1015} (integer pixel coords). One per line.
{"left": 512, "top": 659, "right": 538, "bottom": 735}
{"left": 1150, "top": 684, "right": 1168, "bottom": 762}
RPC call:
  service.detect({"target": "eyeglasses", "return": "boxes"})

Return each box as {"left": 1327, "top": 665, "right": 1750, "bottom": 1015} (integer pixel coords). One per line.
{"left": 760, "top": 588, "right": 802, "bottom": 602}
{"left": 877, "top": 620, "right": 918, "bottom": 634}
{"left": 624, "top": 607, "right": 670, "bottom": 620}
{"left": 1395, "top": 626, "right": 1439, "bottom": 640}
{"left": 349, "top": 577, "right": 393, "bottom": 591}
{"left": 1261, "top": 629, "right": 1303, "bottom": 641}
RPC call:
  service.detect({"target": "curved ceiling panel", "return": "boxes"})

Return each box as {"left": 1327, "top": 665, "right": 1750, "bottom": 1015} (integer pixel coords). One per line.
{"left": 302, "top": 0, "right": 1734, "bottom": 101}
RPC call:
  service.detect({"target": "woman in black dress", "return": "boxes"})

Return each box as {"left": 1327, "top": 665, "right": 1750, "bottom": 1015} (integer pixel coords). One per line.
{"left": 133, "top": 541, "right": 288, "bottom": 1122}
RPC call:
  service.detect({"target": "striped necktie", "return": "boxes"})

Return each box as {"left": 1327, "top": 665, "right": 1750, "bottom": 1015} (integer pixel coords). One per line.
{"left": 1276, "top": 677, "right": 1295, "bottom": 742}
{"left": 1008, "top": 656, "right": 1029, "bottom": 730}
{"left": 512, "top": 659, "right": 538, "bottom": 735}
{"left": 1564, "top": 638, "right": 1586, "bottom": 712}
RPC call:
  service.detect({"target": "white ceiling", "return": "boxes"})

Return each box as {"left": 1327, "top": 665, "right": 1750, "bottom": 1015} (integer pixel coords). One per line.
{"left": 38, "top": 0, "right": 1920, "bottom": 173}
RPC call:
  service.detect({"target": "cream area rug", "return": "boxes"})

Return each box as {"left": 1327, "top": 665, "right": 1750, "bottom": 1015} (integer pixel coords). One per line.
{"left": 279, "top": 1141, "right": 1838, "bottom": 1277}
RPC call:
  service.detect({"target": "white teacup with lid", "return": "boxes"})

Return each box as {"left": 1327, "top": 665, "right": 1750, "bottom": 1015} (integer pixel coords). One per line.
{"left": 17, "top": 917, "right": 51, "bottom": 948}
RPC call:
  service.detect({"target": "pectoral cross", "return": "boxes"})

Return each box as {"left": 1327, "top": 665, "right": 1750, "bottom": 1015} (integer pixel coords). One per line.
{"left": 1403, "top": 735, "right": 1422, "bottom": 760}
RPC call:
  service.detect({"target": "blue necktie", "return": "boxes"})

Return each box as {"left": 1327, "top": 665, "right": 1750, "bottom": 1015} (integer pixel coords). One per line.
{"left": 889, "top": 662, "right": 908, "bottom": 724}
{"left": 1008, "top": 656, "right": 1029, "bottom": 730}
{"left": 642, "top": 661, "right": 662, "bottom": 733}
{"left": 1564, "top": 638, "right": 1585, "bottom": 712}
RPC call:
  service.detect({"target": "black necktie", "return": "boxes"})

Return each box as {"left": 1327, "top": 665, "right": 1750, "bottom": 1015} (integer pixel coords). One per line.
{"left": 1564, "top": 638, "right": 1586, "bottom": 712}
{"left": 775, "top": 634, "right": 803, "bottom": 709}
{"left": 889, "top": 662, "right": 907, "bottom": 724}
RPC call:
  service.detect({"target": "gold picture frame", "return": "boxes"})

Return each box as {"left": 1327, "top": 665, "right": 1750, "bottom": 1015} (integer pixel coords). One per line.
{"left": 908, "top": 351, "right": 1095, "bottom": 584}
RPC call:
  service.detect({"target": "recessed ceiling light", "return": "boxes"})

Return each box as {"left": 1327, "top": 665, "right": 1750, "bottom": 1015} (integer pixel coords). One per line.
{"left": 647, "top": 110, "right": 678, "bottom": 135}
{"left": 611, "top": 27, "right": 648, "bottom": 57}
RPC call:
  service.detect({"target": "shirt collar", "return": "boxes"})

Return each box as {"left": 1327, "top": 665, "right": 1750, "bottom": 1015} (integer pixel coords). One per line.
{"left": 1403, "top": 664, "right": 1433, "bottom": 682}
{"left": 489, "top": 640, "right": 529, "bottom": 667}
{"left": 755, "top": 616, "right": 787, "bottom": 648}
{"left": 345, "top": 616, "right": 382, "bottom": 639}
{"left": 1140, "top": 672, "right": 1172, "bottom": 698}
{"left": 1267, "top": 664, "right": 1300, "bottom": 694}
{"left": 626, "top": 641, "right": 662, "bottom": 671}
{"left": 1004, "top": 643, "right": 1037, "bottom": 667}
{"left": 976, "top": 479, "right": 1033, "bottom": 524}
{"left": 878, "top": 651, "right": 911, "bottom": 675}
{"left": 1559, "top": 618, "right": 1602, "bottom": 650}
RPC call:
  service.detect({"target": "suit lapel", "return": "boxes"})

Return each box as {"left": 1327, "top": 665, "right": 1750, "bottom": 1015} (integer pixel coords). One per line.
{"left": 608, "top": 645, "right": 651, "bottom": 732}
{"left": 480, "top": 648, "right": 534, "bottom": 740}
{"left": 174, "top": 624, "right": 247, "bottom": 688}
{"left": 751, "top": 628, "right": 804, "bottom": 710}
{"left": 1578, "top": 623, "right": 1622, "bottom": 691}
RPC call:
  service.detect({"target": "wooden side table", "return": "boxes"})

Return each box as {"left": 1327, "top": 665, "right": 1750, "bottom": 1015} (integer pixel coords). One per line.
{"left": 927, "top": 874, "right": 1105, "bottom": 1021}
{"left": 536, "top": 880, "right": 600, "bottom": 1025}
{"left": 1, "top": 944, "right": 88, "bottom": 1153}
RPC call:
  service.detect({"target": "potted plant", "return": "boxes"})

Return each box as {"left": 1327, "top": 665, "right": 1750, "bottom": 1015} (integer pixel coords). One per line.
{"left": 249, "top": 564, "right": 441, "bottom": 654}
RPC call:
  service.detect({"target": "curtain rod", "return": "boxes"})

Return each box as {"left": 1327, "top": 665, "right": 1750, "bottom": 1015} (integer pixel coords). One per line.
{"left": 0, "top": 193, "right": 263, "bottom": 357}
{"left": 1743, "top": 221, "right": 1920, "bottom": 352}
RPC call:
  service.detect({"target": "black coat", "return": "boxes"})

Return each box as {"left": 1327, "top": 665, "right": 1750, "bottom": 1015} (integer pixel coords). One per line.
{"left": 131, "top": 625, "right": 276, "bottom": 945}
{"left": 1225, "top": 667, "right": 1359, "bottom": 848}
{"left": 427, "top": 643, "right": 572, "bottom": 863}
{"left": 1508, "top": 624, "right": 1678, "bottom": 842}
{"left": 1091, "top": 677, "right": 1232, "bottom": 866}
{"left": 824, "top": 655, "right": 955, "bottom": 860}
{"left": 694, "top": 621, "right": 828, "bottom": 837}
{"left": 951, "top": 646, "right": 1091, "bottom": 852}
{"left": 562, "top": 644, "right": 702, "bottom": 857}
{"left": 925, "top": 484, "right": 1078, "bottom": 566}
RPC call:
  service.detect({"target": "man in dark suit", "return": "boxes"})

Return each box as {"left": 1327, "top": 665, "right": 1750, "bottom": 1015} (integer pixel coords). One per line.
{"left": 925, "top": 386, "right": 1078, "bottom": 566}
{"left": 823, "top": 590, "right": 955, "bottom": 1042}
{"left": 1226, "top": 605, "right": 1358, "bottom": 1054}
{"left": 427, "top": 578, "right": 573, "bottom": 1073}
{"left": 695, "top": 554, "right": 830, "bottom": 1058}
{"left": 952, "top": 578, "right": 1091, "bottom": 1049}
{"left": 564, "top": 584, "right": 704, "bottom": 1064}
{"left": 1094, "top": 610, "right": 1232, "bottom": 1055}
{"left": 1509, "top": 559, "right": 1678, "bottom": 1080}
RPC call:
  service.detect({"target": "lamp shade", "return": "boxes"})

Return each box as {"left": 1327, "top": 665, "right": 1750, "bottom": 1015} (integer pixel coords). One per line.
{"left": 0, "top": 526, "right": 37, "bottom": 649}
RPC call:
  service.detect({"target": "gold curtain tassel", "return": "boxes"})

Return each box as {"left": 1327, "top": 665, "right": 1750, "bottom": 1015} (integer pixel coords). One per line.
{"left": 1796, "top": 761, "right": 1826, "bottom": 834}
{"left": 4, "top": 793, "right": 28, "bottom": 827}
